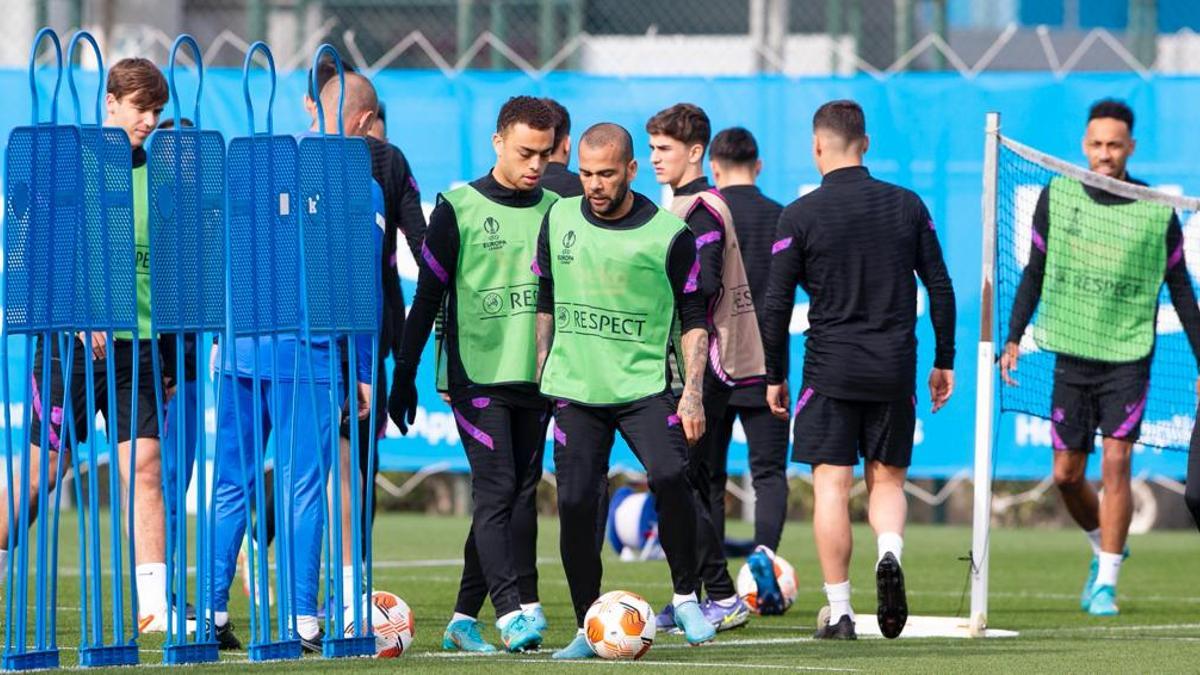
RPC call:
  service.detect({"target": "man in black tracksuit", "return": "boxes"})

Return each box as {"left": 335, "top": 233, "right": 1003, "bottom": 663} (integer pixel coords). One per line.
{"left": 539, "top": 99, "right": 583, "bottom": 199}
{"left": 707, "top": 127, "right": 789, "bottom": 553}
{"left": 761, "top": 100, "right": 956, "bottom": 640}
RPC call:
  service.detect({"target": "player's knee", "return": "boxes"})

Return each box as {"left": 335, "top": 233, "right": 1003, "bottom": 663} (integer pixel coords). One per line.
{"left": 557, "top": 487, "right": 595, "bottom": 520}
{"left": 1052, "top": 463, "right": 1086, "bottom": 489}
{"left": 647, "top": 459, "right": 688, "bottom": 495}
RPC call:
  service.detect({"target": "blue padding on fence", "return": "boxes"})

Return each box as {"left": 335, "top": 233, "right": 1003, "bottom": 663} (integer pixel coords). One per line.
{"left": 7, "top": 69, "right": 1200, "bottom": 479}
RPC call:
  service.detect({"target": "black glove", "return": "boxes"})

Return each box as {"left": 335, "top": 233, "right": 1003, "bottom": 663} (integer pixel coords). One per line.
{"left": 388, "top": 365, "right": 418, "bottom": 435}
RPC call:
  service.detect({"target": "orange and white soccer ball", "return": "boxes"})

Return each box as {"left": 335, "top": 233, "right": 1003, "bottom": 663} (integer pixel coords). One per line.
{"left": 343, "top": 590, "right": 414, "bottom": 658}
{"left": 584, "top": 590, "right": 655, "bottom": 660}
{"left": 736, "top": 547, "right": 799, "bottom": 614}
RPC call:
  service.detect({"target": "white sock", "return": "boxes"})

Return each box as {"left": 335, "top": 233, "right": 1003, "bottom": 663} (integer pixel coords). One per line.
{"left": 341, "top": 565, "right": 357, "bottom": 601}
{"left": 672, "top": 592, "right": 698, "bottom": 607}
{"left": 451, "top": 612, "right": 476, "bottom": 624}
{"left": 214, "top": 610, "right": 229, "bottom": 628}
{"left": 1085, "top": 528, "right": 1103, "bottom": 557}
{"left": 1096, "top": 551, "right": 1123, "bottom": 588}
{"left": 496, "top": 610, "right": 522, "bottom": 630}
{"left": 877, "top": 532, "right": 904, "bottom": 567}
{"left": 297, "top": 615, "right": 320, "bottom": 640}
{"left": 135, "top": 563, "right": 167, "bottom": 614}
{"left": 712, "top": 595, "right": 738, "bottom": 607}
{"left": 520, "top": 602, "right": 542, "bottom": 612}
{"left": 824, "top": 580, "right": 854, "bottom": 623}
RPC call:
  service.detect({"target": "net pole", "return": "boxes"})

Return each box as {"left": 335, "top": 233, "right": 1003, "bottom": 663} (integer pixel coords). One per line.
{"left": 970, "top": 111, "right": 1000, "bottom": 636}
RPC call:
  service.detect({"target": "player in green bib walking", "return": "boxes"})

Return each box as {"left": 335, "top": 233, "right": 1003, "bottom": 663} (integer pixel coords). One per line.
{"left": 1002, "top": 99, "right": 1200, "bottom": 616}
{"left": 393, "top": 97, "right": 558, "bottom": 653}
{"left": 534, "top": 123, "right": 717, "bottom": 658}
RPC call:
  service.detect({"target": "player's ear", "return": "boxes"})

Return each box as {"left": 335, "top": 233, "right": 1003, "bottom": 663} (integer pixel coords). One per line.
{"left": 492, "top": 131, "right": 504, "bottom": 156}
{"left": 1128, "top": 136, "right": 1136, "bottom": 156}
{"left": 860, "top": 134, "right": 870, "bottom": 156}
{"left": 754, "top": 159, "right": 762, "bottom": 177}
{"left": 688, "top": 142, "right": 704, "bottom": 165}
{"left": 104, "top": 92, "right": 118, "bottom": 117}
{"left": 627, "top": 158, "right": 638, "bottom": 182}
{"left": 709, "top": 159, "right": 720, "bottom": 182}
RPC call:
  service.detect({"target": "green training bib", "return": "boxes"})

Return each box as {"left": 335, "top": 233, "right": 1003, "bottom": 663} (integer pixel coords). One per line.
{"left": 117, "top": 163, "right": 151, "bottom": 339}
{"left": 440, "top": 184, "right": 557, "bottom": 387}
{"left": 1037, "top": 176, "right": 1172, "bottom": 362}
{"left": 540, "top": 197, "right": 686, "bottom": 405}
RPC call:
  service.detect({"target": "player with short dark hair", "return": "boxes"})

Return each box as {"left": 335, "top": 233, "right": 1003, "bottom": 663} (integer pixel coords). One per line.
{"left": 535, "top": 122, "right": 717, "bottom": 659}
{"left": 1, "top": 56, "right": 174, "bottom": 633}
{"left": 762, "top": 98, "right": 957, "bottom": 640}
{"left": 393, "top": 95, "right": 558, "bottom": 653}
{"left": 707, "top": 127, "right": 791, "bottom": 575}
{"left": 647, "top": 103, "right": 760, "bottom": 633}
{"left": 538, "top": 98, "right": 582, "bottom": 197}
{"left": 1001, "top": 98, "right": 1200, "bottom": 616}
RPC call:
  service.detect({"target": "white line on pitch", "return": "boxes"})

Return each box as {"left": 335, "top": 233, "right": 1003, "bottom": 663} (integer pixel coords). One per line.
{"left": 506, "top": 658, "right": 856, "bottom": 672}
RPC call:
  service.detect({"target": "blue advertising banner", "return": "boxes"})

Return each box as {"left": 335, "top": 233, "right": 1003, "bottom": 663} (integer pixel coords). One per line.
{"left": 4, "top": 69, "right": 1198, "bottom": 479}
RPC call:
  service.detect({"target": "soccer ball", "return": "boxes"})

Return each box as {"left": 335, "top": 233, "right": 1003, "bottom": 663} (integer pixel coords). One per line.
{"left": 584, "top": 590, "right": 655, "bottom": 660}
{"left": 342, "top": 590, "right": 414, "bottom": 658}
{"left": 736, "top": 547, "right": 799, "bottom": 614}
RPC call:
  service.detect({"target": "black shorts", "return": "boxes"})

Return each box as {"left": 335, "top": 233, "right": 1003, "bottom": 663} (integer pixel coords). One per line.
{"left": 790, "top": 387, "right": 916, "bottom": 468}
{"left": 29, "top": 336, "right": 160, "bottom": 450}
{"left": 1050, "top": 355, "right": 1150, "bottom": 452}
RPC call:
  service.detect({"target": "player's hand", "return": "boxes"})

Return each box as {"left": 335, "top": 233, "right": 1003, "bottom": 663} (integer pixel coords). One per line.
{"left": 356, "top": 382, "right": 372, "bottom": 420}
{"left": 767, "top": 381, "right": 790, "bottom": 421}
{"left": 929, "top": 368, "right": 954, "bottom": 413}
{"left": 387, "top": 367, "right": 418, "bottom": 435}
{"left": 677, "top": 386, "right": 706, "bottom": 446}
{"left": 999, "top": 341, "right": 1020, "bottom": 386}
{"left": 78, "top": 331, "right": 107, "bottom": 360}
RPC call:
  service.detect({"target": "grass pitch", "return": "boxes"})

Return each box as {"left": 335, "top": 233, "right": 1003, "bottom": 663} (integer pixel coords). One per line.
{"left": 5, "top": 511, "right": 1198, "bottom": 672}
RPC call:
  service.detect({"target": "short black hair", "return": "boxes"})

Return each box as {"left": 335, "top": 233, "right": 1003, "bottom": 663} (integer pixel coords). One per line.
{"left": 307, "top": 57, "right": 356, "bottom": 101}
{"left": 1088, "top": 98, "right": 1134, "bottom": 133}
{"left": 543, "top": 98, "right": 570, "bottom": 150}
{"left": 496, "top": 95, "right": 557, "bottom": 134}
{"left": 812, "top": 99, "right": 866, "bottom": 145}
{"left": 156, "top": 117, "right": 194, "bottom": 130}
{"left": 580, "top": 122, "right": 633, "bottom": 163}
{"left": 710, "top": 127, "right": 759, "bottom": 166}
{"left": 646, "top": 103, "right": 711, "bottom": 150}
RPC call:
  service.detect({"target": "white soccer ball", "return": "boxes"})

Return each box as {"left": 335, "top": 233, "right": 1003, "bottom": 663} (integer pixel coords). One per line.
{"left": 736, "top": 547, "right": 799, "bottom": 614}
{"left": 584, "top": 590, "right": 655, "bottom": 660}
{"left": 342, "top": 590, "right": 414, "bottom": 658}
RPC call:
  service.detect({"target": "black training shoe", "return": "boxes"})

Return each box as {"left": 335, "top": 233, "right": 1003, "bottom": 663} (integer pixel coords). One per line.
{"left": 813, "top": 610, "right": 857, "bottom": 640}
{"left": 876, "top": 552, "right": 908, "bottom": 639}
{"left": 300, "top": 629, "right": 325, "bottom": 655}
{"left": 213, "top": 621, "right": 243, "bottom": 651}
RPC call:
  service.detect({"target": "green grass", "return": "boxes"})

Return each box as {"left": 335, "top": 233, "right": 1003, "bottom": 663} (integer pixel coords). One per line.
{"left": 5, "top": 512, "right": 1199, "bottom": 672}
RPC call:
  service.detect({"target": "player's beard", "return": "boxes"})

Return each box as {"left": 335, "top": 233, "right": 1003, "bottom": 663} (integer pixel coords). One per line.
{"left": 595, "top": 182, "right": 630, "bottom": 218}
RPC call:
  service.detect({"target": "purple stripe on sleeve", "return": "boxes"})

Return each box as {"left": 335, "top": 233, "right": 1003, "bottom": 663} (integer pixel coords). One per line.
{"left": 695, "top": 230, "right": 723, "bottom": 248}
{"left": 554, "top": 425, "right": 567, "bottom": 445}
{"left": 531, "top": 257, "right": 543, "bottom": 277}
{"left": 1030, "top": 226, "right": 1047, "bottom": 254}
{"left": 1168, "top": 241, "right": 1185, "bottom": 269}
{"left": 421, "top": 242, "right": 449, "bottom": 284}
{"left": 667, "top": 414, "right": 681, "bottom": 428}
{"left": 683, "top": 258, "right": 702, "bottom": 294}
{"left": 771, "top": 237, "right": 793, "bottom": 255}
{"left": 453, "top": 408, "right": 495, "bottom": 450}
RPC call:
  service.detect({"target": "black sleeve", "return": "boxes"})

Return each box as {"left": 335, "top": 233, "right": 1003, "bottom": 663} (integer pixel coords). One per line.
{"left": 912, "top": 198, "right": 957, "bottom": 370}
{"left": 534, "top": 212, "right": 554, "bottom": 314}
{"left": 392, "top": 146, "right": 427, "bottom": 262}
{"left": 686, "top": 206, "right": 724, "bottom": 301}
{"left": 761, "top": 208, "right": 804, "bottom": 384}
{"left": 668, "top": 229, "right": 706, "bottom": 332}
{"left": 1006, "top": 187, "right": 1049, "bottom": 345}
{"left": 1164, "top": 215, "right": 1200, "bottom": 363}
{"left": 396, "top": 197, "right": 456, "bottom": 375}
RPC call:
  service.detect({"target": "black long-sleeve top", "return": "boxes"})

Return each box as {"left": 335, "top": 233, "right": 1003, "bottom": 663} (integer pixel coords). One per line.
{"left": 721, "top": 184, "right": 786, "bottom": 407}
{"left": 534, "top": 192, "right": 707, "bottom": 337}
{"left": 540, "top": 161, "right": 583, "bottom": 198}
{"left": 1006, "top": 177, "right": 1200, "bottom": 362}
{"left": 366, "top": 137, "right": 426, "bottom": 363}
{"left": 675, "top": 176, "right": 724, "bottom": 302}
{"left": 398, "top": 171, "right": 545, "bottom": 407}
{"left": 761, "top": 166, "right": 956, "bottom": 401}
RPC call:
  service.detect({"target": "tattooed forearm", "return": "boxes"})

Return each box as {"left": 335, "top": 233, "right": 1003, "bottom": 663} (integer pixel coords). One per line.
{"left": 679, "top": 328, "right": 708, "bottom": 415}
{"left": 536, "top": 312, "right": 555, "bottom": 380}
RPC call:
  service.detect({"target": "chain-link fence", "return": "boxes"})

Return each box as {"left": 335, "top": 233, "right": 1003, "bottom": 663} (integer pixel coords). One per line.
{"left": 4, "top": 0, "right": 1200, "bottom": 75}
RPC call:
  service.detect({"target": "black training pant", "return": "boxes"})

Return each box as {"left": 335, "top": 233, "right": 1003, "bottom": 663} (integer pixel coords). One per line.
{"left": 689, "top": 378, "right": 737, "bottom": 599}
{"left": 1187, "top": 405, "right": 1200, "bottom": 533}
{"left": 451, "top": 394, "right": 548, "bottom": 619}
{"left": 709, "top": 403, "right": 790, "bottom": 551}
{"left": 554, "top": 393, "right": 700, "bottom": 627}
